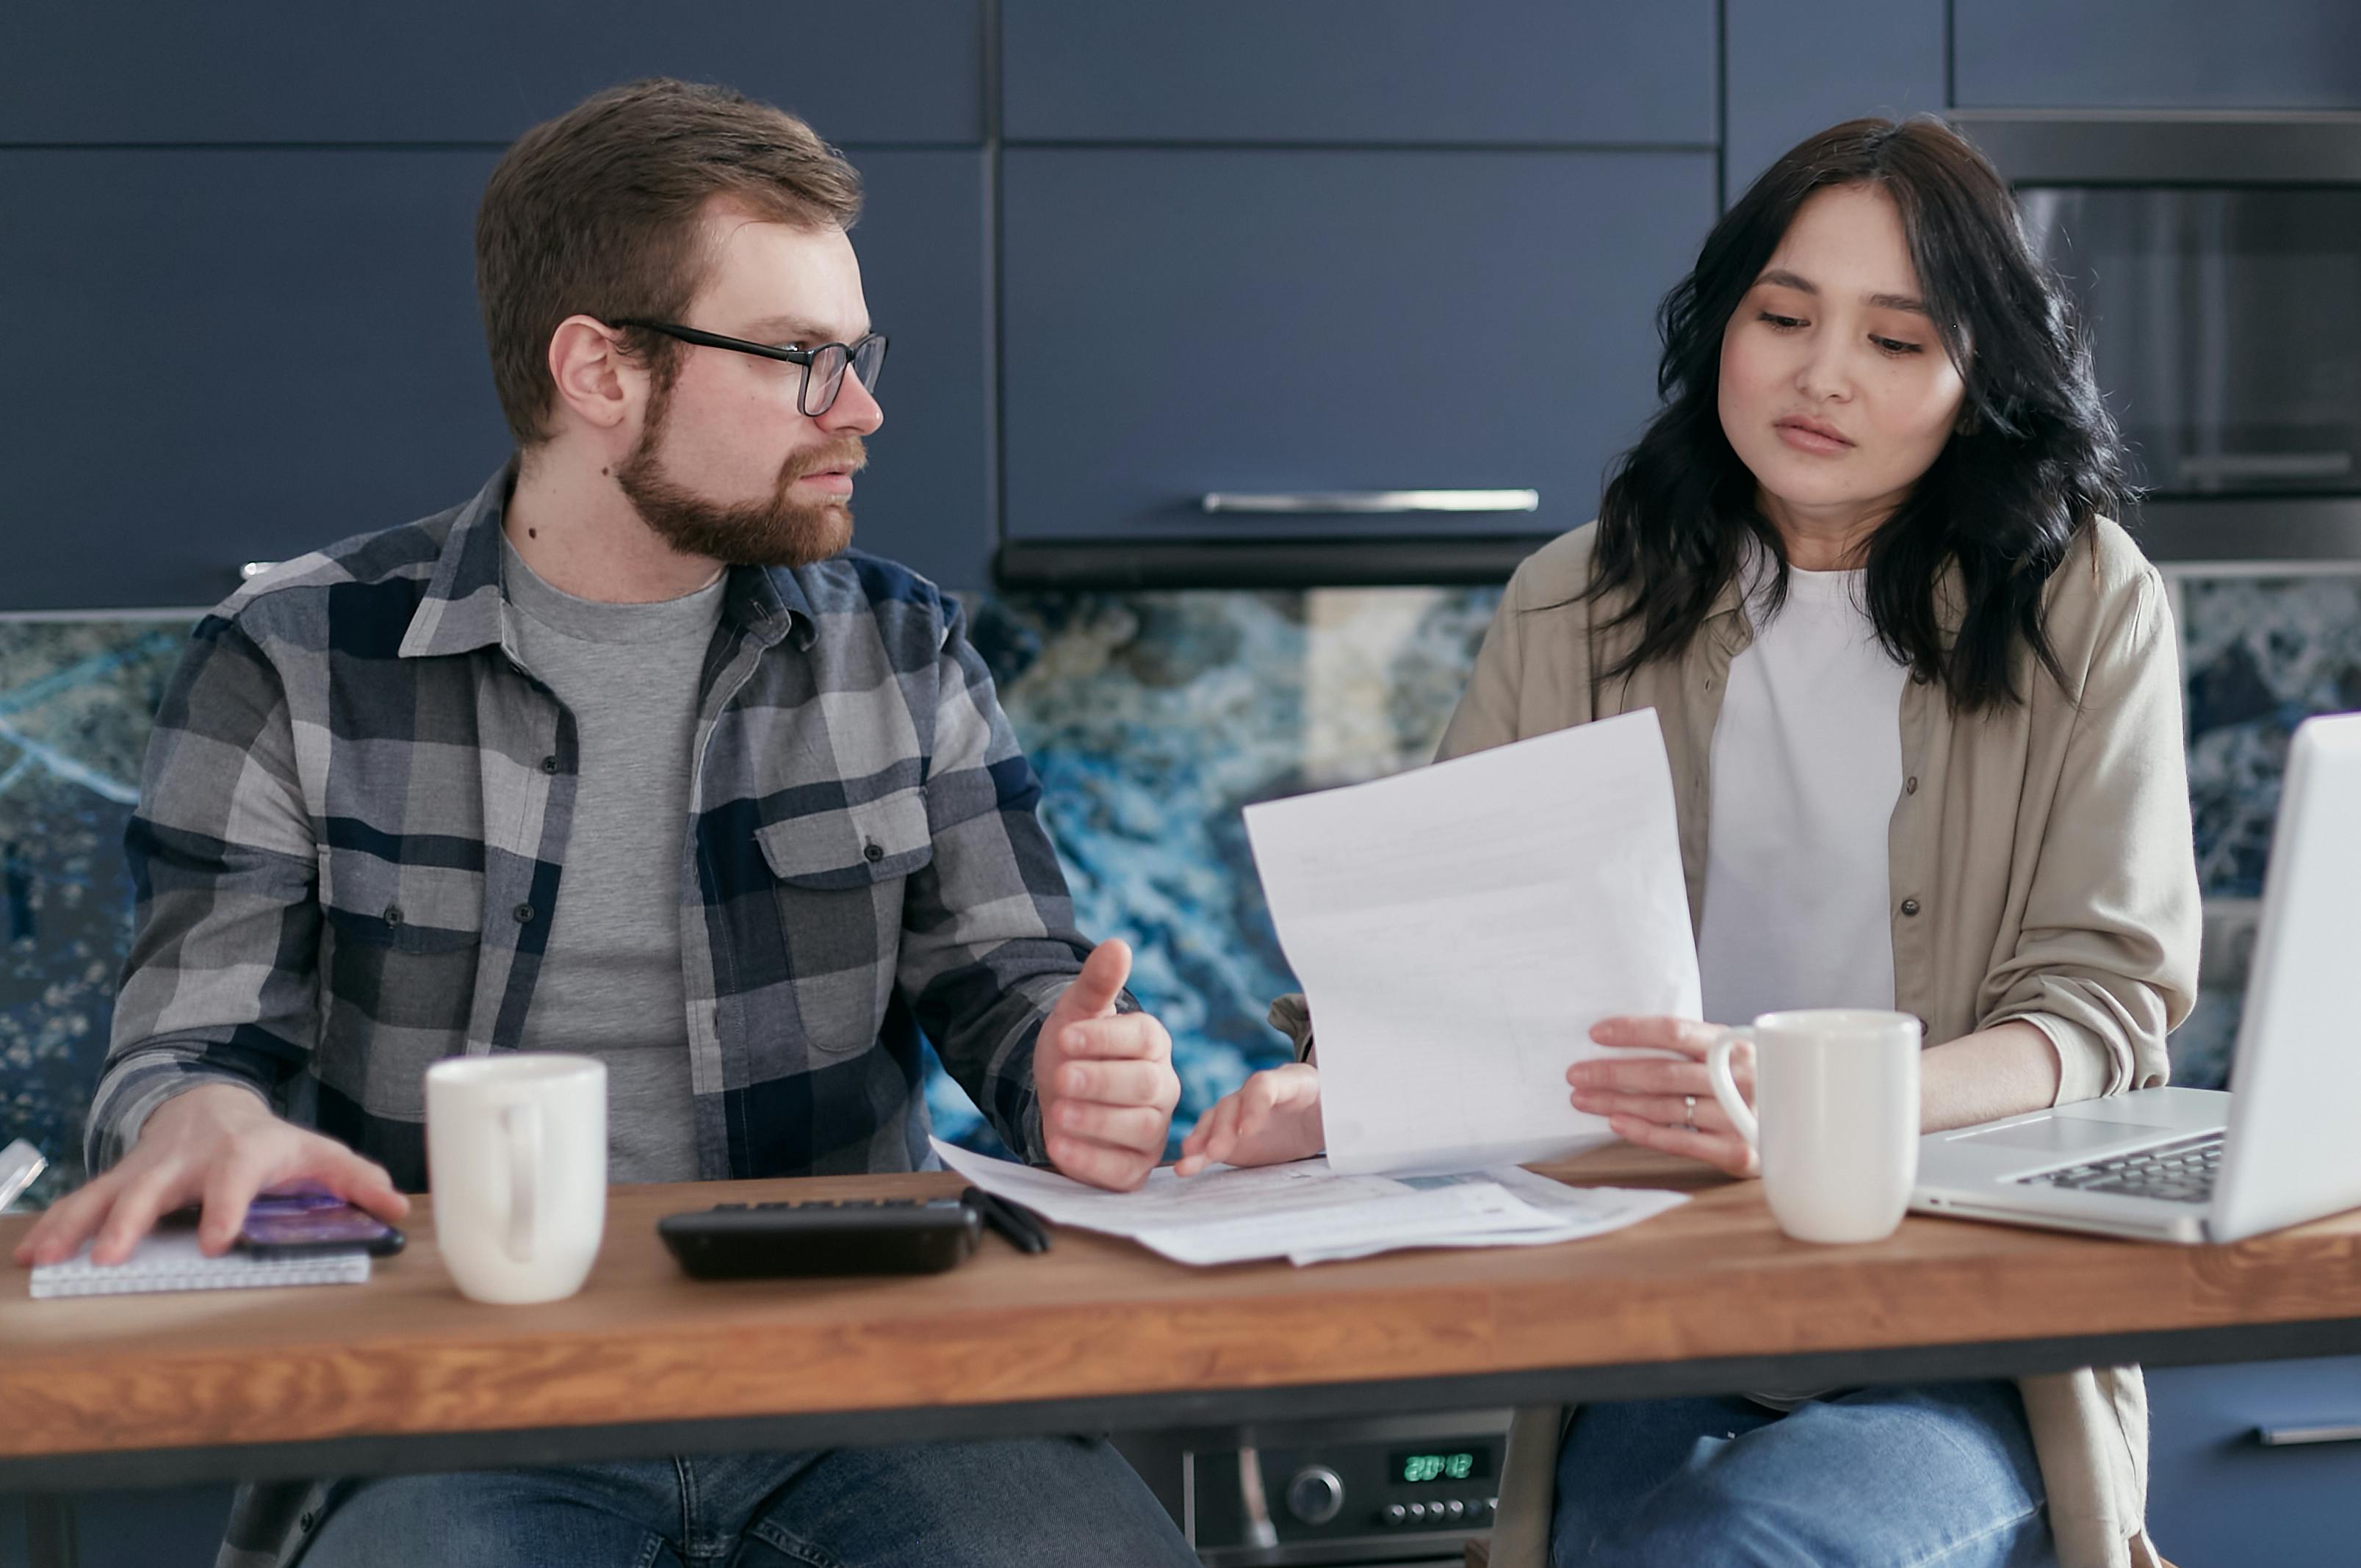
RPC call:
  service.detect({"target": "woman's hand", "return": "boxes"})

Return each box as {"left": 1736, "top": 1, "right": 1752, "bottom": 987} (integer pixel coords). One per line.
{"left": 1568, "top": 1016, "right": 1759, "bottom": 1178}
{"left": 1172, "top": 1063, "right": 1324, "bottom": 1176}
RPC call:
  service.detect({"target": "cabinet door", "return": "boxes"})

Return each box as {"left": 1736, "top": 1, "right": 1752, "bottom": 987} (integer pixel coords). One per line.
{"left": 1955, "top": 0, "right": 2361, "bottom": 110}
{"left": 1723, "top": 0, "right": 1945, "bottom": 203}
{"left": 0, "top": 148, "right": 988, "bottom": 612}
{"left": 1001, "top": 0, "right": 1716, "bottom": 146}
{"left": 1000, "top": 148, "right": 1717, "bottom": 548}
{"left": 4, "top": 148, "right": 510, "bottom": 612}
{"left": 838, "top": 151, "right": 992, "bottom": 591}
{"left": 0, "top": 0, "right": 983, "bottom": 144}
{"left": 2145, "top": 1357, "right": 2361, "bottom": 1567}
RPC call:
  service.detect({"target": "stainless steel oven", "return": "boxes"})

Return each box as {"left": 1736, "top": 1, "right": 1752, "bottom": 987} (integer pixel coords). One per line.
{"left": 1953, "top": 111, "right": 2361, "bottom": 563}
{"left": 1113, "top": 1411, "right": 1511, "bottom": 1567}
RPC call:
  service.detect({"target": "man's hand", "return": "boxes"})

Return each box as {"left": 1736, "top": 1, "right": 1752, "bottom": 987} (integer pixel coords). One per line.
{"left": 1034, "top": 939, "right": 1180, "bottom": 1191}
{"left": 11, "top": 1082, "right": 409, "bottom": 1268}
{"left": 1173, "top": 1063, "right": 1324, "bottom": 1176}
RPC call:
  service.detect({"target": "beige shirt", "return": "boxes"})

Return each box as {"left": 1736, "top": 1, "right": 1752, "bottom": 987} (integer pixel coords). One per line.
{"left": 1301, "top": 516, "right": 2198, "bottom": 1568}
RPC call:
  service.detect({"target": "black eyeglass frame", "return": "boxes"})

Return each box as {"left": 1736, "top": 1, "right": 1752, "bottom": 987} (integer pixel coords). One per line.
{"left": 610, "top": 319, "right": 888, "bottom": 417}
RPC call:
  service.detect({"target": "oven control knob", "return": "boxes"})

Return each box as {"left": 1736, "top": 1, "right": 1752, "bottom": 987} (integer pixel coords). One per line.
{"left": 1286, "top": 1465, "right": 1345, "bottom": 1525}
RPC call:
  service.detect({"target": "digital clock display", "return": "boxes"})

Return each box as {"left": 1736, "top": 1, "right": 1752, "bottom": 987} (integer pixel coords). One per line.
{"left": 1390, "top": 1446, "right": 1493, "bottom": 1486}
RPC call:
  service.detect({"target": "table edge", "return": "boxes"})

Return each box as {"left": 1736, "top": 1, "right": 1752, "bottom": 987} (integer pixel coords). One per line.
{"left": 10, "top": 1312, "right": 2360, "bottom": 1494}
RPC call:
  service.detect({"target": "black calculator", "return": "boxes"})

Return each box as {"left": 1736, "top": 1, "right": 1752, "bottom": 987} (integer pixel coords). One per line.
{"left": 657, "top": 1196, "right": 982, "bottom": 1278}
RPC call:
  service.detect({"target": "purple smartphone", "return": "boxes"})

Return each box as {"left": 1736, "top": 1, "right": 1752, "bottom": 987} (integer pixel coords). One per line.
{"left": 236, "top": 1189, "right": 406, "bottom": 1257}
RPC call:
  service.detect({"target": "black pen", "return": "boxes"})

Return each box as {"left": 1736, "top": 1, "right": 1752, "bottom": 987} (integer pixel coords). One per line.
{"left": 994, "top": 1193, "right": 1053, "bottom": 1252}
{"left": 963, "top": 1186, "right": 1050, "bottom": 1254}
{"left": 970, "top": 1188, "right": 1047, "bottom": 1254}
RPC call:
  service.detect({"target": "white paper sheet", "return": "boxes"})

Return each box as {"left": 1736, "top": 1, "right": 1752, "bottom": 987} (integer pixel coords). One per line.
{"left": 1280, "top": 1165, "right": 1691, "bottom": 1264}
{"left": 1130, "top": 1182, "right": 1564, "bottom": 1266}
{"left": 932, "top": 1138, "right": 1687, "bottom": 1268}
{"left": 1241, "top": 709, "right": 1703, "bottom": 1174}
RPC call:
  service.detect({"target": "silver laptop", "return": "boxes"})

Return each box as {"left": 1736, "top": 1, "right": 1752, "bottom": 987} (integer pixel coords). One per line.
{"left": 1912, "top": 710, "right": 2361, "bottom": 1244}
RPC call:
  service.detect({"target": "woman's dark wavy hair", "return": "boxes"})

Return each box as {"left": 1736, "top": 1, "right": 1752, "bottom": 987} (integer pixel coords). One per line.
{"left": 1583, "top": 116, "right": 2131, "bottom": 712}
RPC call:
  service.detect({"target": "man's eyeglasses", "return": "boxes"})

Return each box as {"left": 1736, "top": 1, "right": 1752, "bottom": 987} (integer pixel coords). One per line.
{"left": 612, "top": 319, "right": 888, "bottom": 417}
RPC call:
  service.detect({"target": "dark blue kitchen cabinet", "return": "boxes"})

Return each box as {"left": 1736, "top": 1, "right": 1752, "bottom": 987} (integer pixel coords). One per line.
{"left": 7, "top": 1486, "right": 236, "bottom": 1568}
{"left": 837, "top": 151, "right": 994, "bottom": 591}
{"left": 1001, "top": 0, "right": 1717, "bottom": 148}
{"left": 1721, "top": 0, "right": 1946, "bottom": 204}
{"left": 0, "top": 147, "right": 988, "bottom": 611}
{"left": 1955, "top": 0, "right": 2361, "bottom": 110}
{"left": 999, "top": 148, "right": 1717, "bottom": 550}
{"left": 2145, "top": 1356, "right": 2361, "bottom": 1566}
{"left": 0, "top": 1, "right": 983, "bottom": 145}
{"left": 4, "top": 148, "right": 508, "bottom": 613}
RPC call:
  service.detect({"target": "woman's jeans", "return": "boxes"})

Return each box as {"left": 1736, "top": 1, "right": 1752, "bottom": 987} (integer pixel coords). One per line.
{"left": 299, "top": 1436, "right": 1197, "bottom": 1568}
{"left": 1551, "top": 1381, "right": 2058, "bottom": 1567}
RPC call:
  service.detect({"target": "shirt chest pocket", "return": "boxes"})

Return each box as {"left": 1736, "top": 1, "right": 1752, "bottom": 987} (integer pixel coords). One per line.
{"left": 754, "top": 787, "right": 935, "bottom": 891}
{"left": 752, "top": 788, "right": 934, "bottom": 1054}
{"left": 316, "top": 846, "right": 485, "bottom": 953}
{"left": 313, "top": 845, "right": 483, "bottom": 1091}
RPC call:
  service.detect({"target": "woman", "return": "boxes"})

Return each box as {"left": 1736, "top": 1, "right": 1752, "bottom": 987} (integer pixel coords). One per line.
{"left": 1176, "top": 118, "right": 2198, "bottom": 1568}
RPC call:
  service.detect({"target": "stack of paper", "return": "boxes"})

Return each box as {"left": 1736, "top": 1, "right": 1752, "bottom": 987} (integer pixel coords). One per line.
{"left": 933, "top": 1138, "right": 1684, "bottom": 1267}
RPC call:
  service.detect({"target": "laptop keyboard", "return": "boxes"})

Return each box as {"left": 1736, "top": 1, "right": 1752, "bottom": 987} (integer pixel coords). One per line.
{"left": 2018, "top": 1130, "right": 2224, "bottom": 1204}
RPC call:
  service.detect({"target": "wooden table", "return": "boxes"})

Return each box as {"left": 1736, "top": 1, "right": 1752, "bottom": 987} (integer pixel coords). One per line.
{"left": 7, "top": 1144, "right": 2361, "bottom": 1496}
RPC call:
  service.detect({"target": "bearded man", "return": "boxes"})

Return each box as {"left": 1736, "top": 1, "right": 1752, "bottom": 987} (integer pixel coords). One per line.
{"left": 18, "top": 79, "right": 1193, "bottom": 1568}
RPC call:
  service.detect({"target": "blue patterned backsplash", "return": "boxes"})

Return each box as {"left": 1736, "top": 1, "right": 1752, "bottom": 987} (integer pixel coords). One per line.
{"left": 2182, "top": 574, "right": 2361, "bottom": 897}
{"left": 2, "top": 569, "right": 2350, "bottom": 1204}
{"left": 0, "top": 621, "right": 190, "bottom": 1207}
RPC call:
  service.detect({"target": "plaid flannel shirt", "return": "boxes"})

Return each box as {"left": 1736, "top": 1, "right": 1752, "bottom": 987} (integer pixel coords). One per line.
{"left": 88, "top": 464, "right": 1087, "bottom": 1190}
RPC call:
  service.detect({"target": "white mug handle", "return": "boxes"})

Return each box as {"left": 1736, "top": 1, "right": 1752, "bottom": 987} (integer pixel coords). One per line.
{"left": 1706, "top": 1027, "right": 1759, "bottom": 1151}
{"left": 502, "top": 1101, "right": 541, "bottom": 1264}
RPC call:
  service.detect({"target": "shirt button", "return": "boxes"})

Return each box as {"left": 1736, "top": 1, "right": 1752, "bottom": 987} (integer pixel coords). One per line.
{"left": 1905, "top": 776, "right": 1919, "bottom": 794}
{"left": 382, "top": 905, "right": 403, "bottom": 926}
{"left": 513, "top": 903, "right": 536, "bottom": 924}
{"left": 1900, "top": 897, "right": 1922, "bottom": 917}
{"left": 863, "top": 842, "right": 885, "bottom": 864}
{"left": 541, "top": 754, "right": 559, "bottom": 774}
{"left": 299, "top": 1512, "right": 316, "bottom": 1533}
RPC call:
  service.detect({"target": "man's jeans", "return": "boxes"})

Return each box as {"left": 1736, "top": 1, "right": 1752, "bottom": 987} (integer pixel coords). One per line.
{"left": 298, "top": 1437, "right": 1198, "bottom": 1568}
{"left": 1551, "top": 1381, "right": 2058, "bottom": 1567}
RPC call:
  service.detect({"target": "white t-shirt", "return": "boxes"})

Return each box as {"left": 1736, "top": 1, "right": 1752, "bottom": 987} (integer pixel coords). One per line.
{"left": 1697, "top": 562, "right": 1909, "bottom": 1029}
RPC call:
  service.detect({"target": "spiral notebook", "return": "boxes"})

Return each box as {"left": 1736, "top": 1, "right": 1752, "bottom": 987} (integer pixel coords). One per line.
{"left": 29, "top": 1225, "right": 371, "bottom": 1298}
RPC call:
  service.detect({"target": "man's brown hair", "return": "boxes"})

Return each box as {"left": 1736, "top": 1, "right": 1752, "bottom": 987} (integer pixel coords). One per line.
{"left": 476, "top": 78, "right": 862, "bottom": 447}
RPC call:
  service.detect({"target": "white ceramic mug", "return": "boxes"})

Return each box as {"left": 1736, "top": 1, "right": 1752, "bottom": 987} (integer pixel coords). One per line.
{"left": 425, "top": 1054, "right": 608, "bottom": 1304}
{"left": 1706, "top": 1009, "right": 1922, "bottom": 1244}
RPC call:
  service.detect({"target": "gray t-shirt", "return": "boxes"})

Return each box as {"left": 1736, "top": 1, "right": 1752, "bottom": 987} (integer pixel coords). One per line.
{"left": 502, "top": 534, "right": 724, "bottom": 1182}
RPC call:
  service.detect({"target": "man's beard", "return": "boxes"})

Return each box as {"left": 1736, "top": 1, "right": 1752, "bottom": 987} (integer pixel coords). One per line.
{"left": 614, "top": 380, "right": 864, "bottom": 569}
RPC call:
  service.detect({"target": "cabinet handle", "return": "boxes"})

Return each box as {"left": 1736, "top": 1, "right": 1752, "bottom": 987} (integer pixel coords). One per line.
{"left": 2176, "top": 452, "right": 2354, "bottom": 482}
{"left": 1200, "top": 489, "right": 1540, "bottom": 516}
{"left": 239, "top": 561, "right": 282, "bottom": 581}
{"left": 2257, "top": 1422, "right": 2361, "bottom": 1447}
